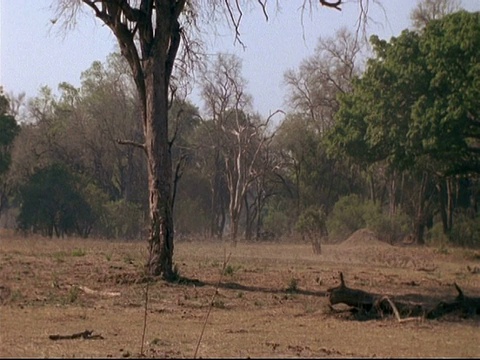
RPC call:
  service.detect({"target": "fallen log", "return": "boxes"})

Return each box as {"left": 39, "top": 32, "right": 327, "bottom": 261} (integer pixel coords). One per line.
{"left": 327, "top": 272, "right": 378, "bottom": 311}
{"left": 326, "top": 272, "right": 424, "bottom": 321}
{"left": 326, "top": 272, "right": 480, "bottom": 321}
{"left": 426, "top": 282, "right": 480, "bottom": 319}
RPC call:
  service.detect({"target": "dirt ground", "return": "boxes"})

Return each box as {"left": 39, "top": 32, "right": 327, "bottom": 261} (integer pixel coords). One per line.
{"left": 1, "top": 229, "right": 479, "bottom": 358}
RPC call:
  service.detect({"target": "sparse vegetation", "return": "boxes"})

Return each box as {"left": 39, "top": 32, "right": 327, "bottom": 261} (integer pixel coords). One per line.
{"left": 52, "top": 251, "right": 67, "bottom": 263}
{"left": 223, "top": 264, "right": 241, "bottom": 276}
{"left": 67, "top": 285, "right": 80, "bottom": 303}
{"left": 286, "top": 277, "right": 299, "bottom": 293}
{"left": 0, "top": 236, "right": 479, "bottom": 358}
{"left": 71, "top": 248, "right": 86, "bottom": 257}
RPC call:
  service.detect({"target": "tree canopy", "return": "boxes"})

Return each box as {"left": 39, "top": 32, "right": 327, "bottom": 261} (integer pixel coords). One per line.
{"left": 327, "top": 10, "right": 480, "bottom": 177}
{"left": 0, "top": 90, "right": 20, "bottom": 175}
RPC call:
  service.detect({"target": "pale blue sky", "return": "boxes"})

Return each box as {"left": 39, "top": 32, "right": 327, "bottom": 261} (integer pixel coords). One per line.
{"left": 1, "top": 1, "right": 479, "bottom": 119}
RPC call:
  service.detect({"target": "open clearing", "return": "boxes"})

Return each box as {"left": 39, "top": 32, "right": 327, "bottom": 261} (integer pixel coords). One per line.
{"left": 1, "top": 231, "right": 479, "bottom": 358}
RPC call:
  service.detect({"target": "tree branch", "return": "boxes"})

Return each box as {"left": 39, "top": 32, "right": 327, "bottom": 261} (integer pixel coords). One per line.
{"left": 319, "top": 0, "right": 342, "bottom": 11}
{"left": 117, "top": 139, "right": 146, "bottom": 153}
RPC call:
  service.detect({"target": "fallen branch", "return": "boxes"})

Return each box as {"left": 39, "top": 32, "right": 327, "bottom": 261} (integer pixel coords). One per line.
{"left": 65, "top": 284, "right": 120, "bottom": 297}
{"left": 327, "top": 272, "right": 381, "bottom": 312}
{"left": 327, "top": 272, "right": 480, "bottom": 321}
{"left": 426, "top": 282, "right": 480, "bottom": 319}
{"left": 467, "top": 265, "right": 480, "bottom": 274}
{"left": 377, "top": 296, "right": 423, "bottom": 323}
{"left": 49, "top": 330, "right": 104, "bottom": 341}
{"left": 77, "top": 285, "right": 120, "bottom": 297}
{"left": 416, "top": 266, "right": 437, "bottom": 273}
{"left": 327, "top": 272, "right": 424, "bottom": 320}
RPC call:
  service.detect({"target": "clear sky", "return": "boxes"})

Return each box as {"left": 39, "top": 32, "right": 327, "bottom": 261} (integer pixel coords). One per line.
{"left": 1, "top": 0, "right": 479, "bottom": 119}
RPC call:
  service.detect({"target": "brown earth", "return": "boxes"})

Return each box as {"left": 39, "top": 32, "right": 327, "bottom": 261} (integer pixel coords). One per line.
{"left": 0, "top": 230, "right": 479, "bottom": 358}
{"left": 340, "top": 228, "right": 392, "bottom": 247}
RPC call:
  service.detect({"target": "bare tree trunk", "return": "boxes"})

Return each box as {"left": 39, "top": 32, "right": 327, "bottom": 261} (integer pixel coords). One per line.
{"left": 210, "top": 151, "right": 226, "bottom": 239}
{"left": 446, "top": 177, "right": 454, "bottom": 231}
{"left": 413, "top": 172, "right": 429, "bottom": 245}
{"left": 144, "top": 58, "right": 174, "bottom": 278}
{"left": 368, "top": 171, "right": 376, "bottom": 204}
{"left": 244, "top": 194, "right": 253, "bottom": 241}
{"left": 141, "top": 6, "right": 182, "bottom": 280}
{"left": 388, "top": 171, "right": 397, "bottom": 216}
{"left": 230, "top": 204, "right": 242, "bottom": 245}
{"left": 437, "top": 179, "right": 448, "bottom": 233}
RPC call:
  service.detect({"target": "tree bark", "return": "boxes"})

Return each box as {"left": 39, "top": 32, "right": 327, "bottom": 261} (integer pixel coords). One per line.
{"left": 144, "top": 2, "right": 184, "bottom": 278}
{"left": 210, "top": 150, "right": 226, "bottom": 239}
{"left": 79, "top": 0, "right": 185, "bottom": 279}
{"left": 144, "top": 56, "right": 174, "bottom": 278}
{"left": 446, "top": 177, "right": 454, "bottom": 230}
{"left": 437, "top": 179, "right": 449, "bottom": 233}
{"left": 413, "top": 172, "right": 429, "bottom": 245}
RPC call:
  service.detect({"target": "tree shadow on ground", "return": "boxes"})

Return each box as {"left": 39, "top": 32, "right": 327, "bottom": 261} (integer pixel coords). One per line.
{"left": 173, "top": 275, "right": 480, "bottom": 322}
{"left": 173, "top": 275, "right": 327, "bottom": 296}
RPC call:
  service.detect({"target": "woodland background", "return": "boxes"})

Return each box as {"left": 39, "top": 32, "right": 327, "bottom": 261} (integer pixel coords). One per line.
{"left": 1, "top": 2, "right": 479, "bottom": 251}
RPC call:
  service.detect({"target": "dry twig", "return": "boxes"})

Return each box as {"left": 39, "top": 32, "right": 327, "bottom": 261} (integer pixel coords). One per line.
{"left": 194, "top": 248, "right": 232, "bottom": 359}
{"left": 49, "top": 330, "right": 104, "bottom": 340}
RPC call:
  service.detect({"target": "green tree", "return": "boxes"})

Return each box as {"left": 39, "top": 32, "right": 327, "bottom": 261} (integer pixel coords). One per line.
{"left": 17, "top": 164, "right": 94, "bottom": 237}
{"left": 295, "top": 206, "right": 327, "bottom": 254}
{"left": 9, "top": 53, "right": 207, "bottom": 240}
{"left": 10, "top": 55, "right": 149, "bottom": 238}
{"left": 0, "top": 89, "right": 20, "bottom": 216}
{"left": 0, "top": 91, "right": 20, "bottom": 174}
{"left": 327, "top": 10, "right": 480, "bottom": 243}
{"left": 411, "top": 11, "right": 480, "bottom": 176}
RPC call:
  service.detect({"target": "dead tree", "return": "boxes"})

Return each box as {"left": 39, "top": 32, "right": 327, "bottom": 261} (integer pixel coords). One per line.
{"left": 427, "top": 282, "right": 480, "bottom": 319}
{"left": 327, "top": 272, "right": 480, "bottom": 321}
{"left": 327, "top": 273, "right": 424, "bottom": 321}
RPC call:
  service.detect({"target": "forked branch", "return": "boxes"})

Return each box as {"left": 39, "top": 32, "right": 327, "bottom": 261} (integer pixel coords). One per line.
{"left": 319, "top": 0, "right": 342, "bottom": 11}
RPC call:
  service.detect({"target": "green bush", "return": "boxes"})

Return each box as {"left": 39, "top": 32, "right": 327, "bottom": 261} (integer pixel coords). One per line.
{"left": 99, "top": 199, "right": 145, "bottom": 240}
{"left": 327, "top": 194, "right": 410, "bottom": 243}
{"left": 17, "top": 164, "right": 94, "bottom": 237}
{"left": 262, "top": 207, "right": 291, "bottom": 238}
{"left": 425, "top": 222, "right": 449, "bottom": 247}
{"left": 450, "top": 211, "right": 480, "bottom": 248}
{"left": 364, "top": 205, "right": 410, "bottom": 244}
{"left": 174, "top": 197, "right": 209, "bottom": 235}
{"left": 295, "top": 206, "right": 327, "bottom": 235}
{"left": 295, "top": 206, "right": 327, "bottom": 253}
{"left": 326, "top": 194, "right": 368, "bottom": 241}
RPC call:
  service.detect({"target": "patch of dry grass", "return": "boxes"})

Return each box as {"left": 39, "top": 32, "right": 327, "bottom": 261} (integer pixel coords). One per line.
{"left": 0, "top": 234, "right": 479, "bottom": 358}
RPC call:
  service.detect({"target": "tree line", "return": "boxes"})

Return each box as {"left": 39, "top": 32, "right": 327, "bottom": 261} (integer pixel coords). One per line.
{"left": 1, "top": 3, "right": 479, "bottom": 259}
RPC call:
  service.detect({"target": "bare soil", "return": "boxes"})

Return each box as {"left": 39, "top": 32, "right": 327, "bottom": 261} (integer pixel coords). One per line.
{"left": 1, "top": 230, "right": 479, "bottom": 358}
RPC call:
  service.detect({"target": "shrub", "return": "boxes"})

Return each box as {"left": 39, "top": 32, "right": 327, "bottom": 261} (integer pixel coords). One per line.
{"left": 449, "top": 211, "right": 480, "bottom": 248}
{"left": 327, "top": 194, "right": 368, "bottom": 241}
{"left": 262, "top": 207, "right": 291, "bottom": 239}
{"left": 295, "top": 206, "right": 327, "bottom": 235}
{"left": 426, "top": 222, "right": 449, "bottom": 247}
{"left": 17, "top": 164, "right": 94, "bottom": 238}
{"left": 173, "top": 197, "right": 209, "bottom": 235}
{"left": 364, "top": 205, "right": 410, "bottom": 244}
{"left": 99, "top": 199, "right": 145, "bottom": 240}
{"left": 286, "top": 278, "right": 299, "bottom": 293}
{"left": 327, "top": 194, "right": 410, "bottom": 243}
{"left": 296, "top": 206, "right": 327, "bottom": 252}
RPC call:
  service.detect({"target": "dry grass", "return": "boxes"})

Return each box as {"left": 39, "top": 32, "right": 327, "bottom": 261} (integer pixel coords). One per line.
{"left": 0, "top": 231, "right": 479, "bottom": 358}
